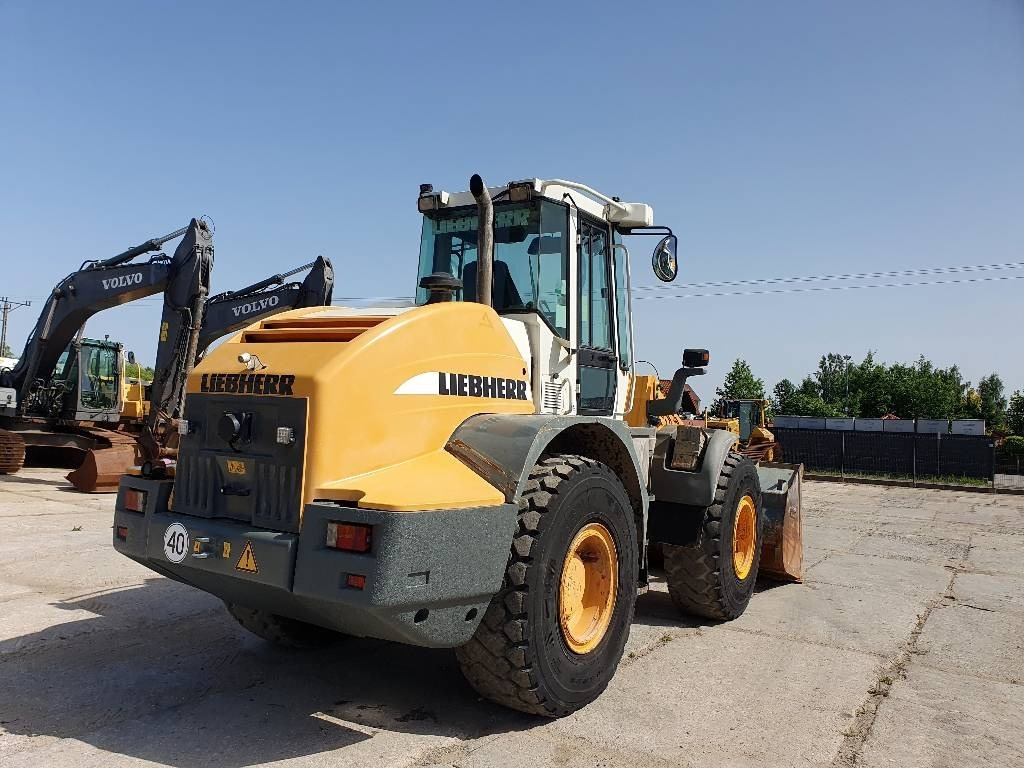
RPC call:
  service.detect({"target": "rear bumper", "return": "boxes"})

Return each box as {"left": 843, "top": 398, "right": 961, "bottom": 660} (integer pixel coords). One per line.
{"left": 113, "top": 477, "right": 517, "bottom": 648}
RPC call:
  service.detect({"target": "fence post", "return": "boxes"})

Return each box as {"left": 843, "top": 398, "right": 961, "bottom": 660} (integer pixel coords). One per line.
{"left": 841, "top": 431, "right": 845, "bottom": 481}
{"left": 912, "top": 435, "right": 917, "bottom": 486}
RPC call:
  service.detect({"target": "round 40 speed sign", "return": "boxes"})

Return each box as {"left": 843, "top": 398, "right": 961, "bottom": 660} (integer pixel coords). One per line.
{"left": 163, "top": 522, "right": 190, "bottom": 563}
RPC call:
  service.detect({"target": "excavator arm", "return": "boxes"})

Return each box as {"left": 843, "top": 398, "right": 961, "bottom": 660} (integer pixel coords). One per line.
{"left": 0, "top": 220, "right": 211, "bottom": 417}
{"left": 78, "top": 255, "right": 330, "bottom": 487}
{"left": 136, "top": 221, "right": 215, "bottom": 463}
{"left": 197, "top": 255, "right": 334, "bottom": 351}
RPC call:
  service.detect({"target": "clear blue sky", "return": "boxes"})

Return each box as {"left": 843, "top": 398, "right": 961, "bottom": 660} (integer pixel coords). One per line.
{"left": 2, "top": 1, "right": 1022, "bottom": 403}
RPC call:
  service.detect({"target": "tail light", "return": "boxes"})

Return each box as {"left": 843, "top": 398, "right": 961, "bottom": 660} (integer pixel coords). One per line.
{"left": 326, "top": 522, "right": 372, "bottom": 553}
{"left": 124, "top": 488, "right": 147, "bottom": 513}
{"left": 115, "top": 525, "right": 128, "bottom": 541}
{"left": 346, "top": 573, "right": 366, "bottom": 590}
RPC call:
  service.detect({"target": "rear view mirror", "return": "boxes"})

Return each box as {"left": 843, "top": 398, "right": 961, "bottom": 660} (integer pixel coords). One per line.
{"left": 683, "top": 348, "right": 709, "bottom": 367}
{"left": 127, "top": 350, "right": 136, "bottom": 365}
{"left": 652, "top": 235, "right": 678, "bottom": 282}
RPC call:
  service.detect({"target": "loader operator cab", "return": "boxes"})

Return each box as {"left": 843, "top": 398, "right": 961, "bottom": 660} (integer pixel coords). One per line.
{"left": 416, "top": 178, "right": 677, "bottom": 419}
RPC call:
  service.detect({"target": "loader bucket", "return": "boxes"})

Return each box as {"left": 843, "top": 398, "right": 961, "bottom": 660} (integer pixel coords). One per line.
{"left": 66, "top": 445, "right": 138, "bottom": 493}
{"left": 756, "top": 462, "right": 804, "bottom": 582}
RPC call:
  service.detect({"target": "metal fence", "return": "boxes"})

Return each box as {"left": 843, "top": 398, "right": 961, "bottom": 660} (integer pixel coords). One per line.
{"left": 995, "top": 455, "right": 1023, "bottom": 477}
{"left": 773, "top": 428, "right": 995, "bottom": 483}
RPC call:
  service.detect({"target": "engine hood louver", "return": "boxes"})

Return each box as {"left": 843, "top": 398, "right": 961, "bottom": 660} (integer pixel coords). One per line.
{"left": 241, "top": 315, "right": 390, "bottom": 343}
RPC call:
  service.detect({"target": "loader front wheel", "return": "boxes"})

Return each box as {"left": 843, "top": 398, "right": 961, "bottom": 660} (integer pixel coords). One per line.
{"left": 455, "top": 454, "right": 637, "bottom": 717}
{"left": 226, "top": 603, "right": 340, "bottom": 648}
{"left": 663, "top": 452, "right": 763, "bottom": 621}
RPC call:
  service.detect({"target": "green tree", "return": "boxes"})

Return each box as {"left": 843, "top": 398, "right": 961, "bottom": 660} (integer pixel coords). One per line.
{"left": 772, "top": 376, "right": 842, "bottom": 417}
{"left": 848, "top": 352, "right": 889, "bottom": 417}
{"left": 0, "top": 341, "right": 12, "bottom": 358}
{"left": 814, "top": 353, "right": 851, "bottom": 406}
{"left": 714, "top": 359, "right": 765, "bottom": 412}
{"left": 1007, "top": 391, "right": 1024, "bottom": 436}
{"left": 772, "top": 378, "right": 797, "bottom": 413}
{"left": 977, "top": 374, "right": 1007, "bottom": 431}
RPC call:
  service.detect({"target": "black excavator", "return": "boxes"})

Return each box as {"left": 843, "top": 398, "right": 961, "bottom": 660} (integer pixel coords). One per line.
{"left": 66, "top": 255, "right": 335, "bottom": 491}
{"left": 0, "top": 219, "right": 214, "bottom": 476}
{"left": 0, "top": 223, "right": 333, "bottom": 488}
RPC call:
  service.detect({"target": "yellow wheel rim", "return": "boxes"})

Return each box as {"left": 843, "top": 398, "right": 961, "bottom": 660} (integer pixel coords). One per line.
{"left": 732, "top": 494, "right": 757, "bottom": 580}
{"left": 559, "top": 522, "right": 618, "bottom": 654}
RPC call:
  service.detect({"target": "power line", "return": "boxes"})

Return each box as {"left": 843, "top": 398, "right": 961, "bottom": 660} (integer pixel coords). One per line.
{"left": 633, "top": 273, "right": 1024, "bottom": 300}
{"left": 632, "top": 260, "right": 1024, "bottom": 292}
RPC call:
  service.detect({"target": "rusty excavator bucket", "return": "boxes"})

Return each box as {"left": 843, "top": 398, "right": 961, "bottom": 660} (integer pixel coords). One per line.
{"left": 66, "top": 443, "right": 139, "bottom": 493}
{"left": 756, "top": 462, "right": 805, "bottom": 582}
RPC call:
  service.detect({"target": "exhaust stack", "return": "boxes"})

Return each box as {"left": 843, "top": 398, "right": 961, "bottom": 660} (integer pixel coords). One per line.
{"left": 469, "top": 174, "right": 493, "bottom": 308}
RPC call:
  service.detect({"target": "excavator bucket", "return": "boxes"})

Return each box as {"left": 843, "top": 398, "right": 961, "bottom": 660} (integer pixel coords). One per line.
{"left": 66, "top": 444, "right": 138, "bottom": 493}
{"left": 756, "top": 462, "right": 804, "bottom": 582}
{"left": 0, "top": 429, "right": 26, "bottom": 474}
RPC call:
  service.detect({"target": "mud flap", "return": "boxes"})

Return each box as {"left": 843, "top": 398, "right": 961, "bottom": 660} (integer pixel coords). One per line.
{"left": 67, "top": 445, "right": 139, "bottom": 493}
{"left": 756, "top": 462, "right": 804, "bottom": 582}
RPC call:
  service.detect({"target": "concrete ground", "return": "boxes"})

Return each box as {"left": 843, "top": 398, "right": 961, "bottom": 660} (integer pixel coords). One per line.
{"left": 1, "top": 469, "right": 1022, "bottom": 768}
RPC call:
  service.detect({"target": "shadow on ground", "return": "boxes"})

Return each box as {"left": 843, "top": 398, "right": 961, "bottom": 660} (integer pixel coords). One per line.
{"left": 0, "top": 472, "right": 73, "bottom": 489}
{"left": 0, "top": 579, "right": 538, "bottom": 767}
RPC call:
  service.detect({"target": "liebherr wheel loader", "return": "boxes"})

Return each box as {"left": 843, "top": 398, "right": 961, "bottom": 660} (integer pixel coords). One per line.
{"left": 65, "top": 256, "right": 336, "bottom": 491}
{"left": 113, "top": 176, "right": 804, "bottom": 717}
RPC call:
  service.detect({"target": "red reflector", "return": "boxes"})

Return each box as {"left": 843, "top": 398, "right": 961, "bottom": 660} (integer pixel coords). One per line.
{"left": 116, "top": 525, "right": 129, "bottom": 541}
{"left": 124, "top": 488, "right": 147, "bottom": 513}
{"left": 346, "top": 573, "right": 366, "bottom": 590}
{"left": 326, "top": 522, "right": 372, "bottom": 553}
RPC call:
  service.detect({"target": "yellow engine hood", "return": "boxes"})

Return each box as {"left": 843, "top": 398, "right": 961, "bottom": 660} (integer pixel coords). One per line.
{"left": 187, "top": 302, "right": 533, "bottom": 511}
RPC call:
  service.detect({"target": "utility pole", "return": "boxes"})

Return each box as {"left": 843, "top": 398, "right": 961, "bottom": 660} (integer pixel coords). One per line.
{"left": 0, "top": 297, "right": 32, "bottom": 359}
{"left": 844, "top": 354, "right": 852, "bottom": 416}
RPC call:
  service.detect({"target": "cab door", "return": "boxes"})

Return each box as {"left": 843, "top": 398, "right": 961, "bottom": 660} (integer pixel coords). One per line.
{"left": 577, "top": 217, "right": 616, "bottom": 415}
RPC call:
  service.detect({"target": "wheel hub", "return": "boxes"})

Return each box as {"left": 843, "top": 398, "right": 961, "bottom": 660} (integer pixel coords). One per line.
{"left": 559, "top": 522, "right": 617, "bottom": 654}
{"left": 733, "top": 494, "right": 757, "bottom": 580}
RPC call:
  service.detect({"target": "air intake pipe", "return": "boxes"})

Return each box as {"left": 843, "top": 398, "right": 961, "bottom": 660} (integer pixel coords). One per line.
{"left": 469, "top": 173, "right": 493, "bottom": 308}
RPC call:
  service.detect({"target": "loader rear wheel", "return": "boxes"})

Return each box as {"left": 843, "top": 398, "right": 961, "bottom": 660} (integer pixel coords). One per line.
{"left": 455, "top": 454, "right": 637, "bottom": 717}
{"left": 225, "top": 603, "right": 340, "bottom": 648}
{"left": 664, "top": 452, "right": 763, "bottom": 621}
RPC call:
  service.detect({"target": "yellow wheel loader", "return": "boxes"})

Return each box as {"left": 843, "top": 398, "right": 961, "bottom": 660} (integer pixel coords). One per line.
{"left": 706, "top": 398, "right": 782, "bottom": 462}
{"left": 113, "top": 175, "right": 803, "bottom": 717}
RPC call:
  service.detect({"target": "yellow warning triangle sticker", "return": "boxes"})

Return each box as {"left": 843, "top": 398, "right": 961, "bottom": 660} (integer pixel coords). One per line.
{"left": 235, "top": 540, "right": 259, "bottom": 574}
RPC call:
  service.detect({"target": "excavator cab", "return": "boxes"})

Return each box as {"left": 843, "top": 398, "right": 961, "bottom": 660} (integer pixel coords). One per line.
{"left": 41, "top": 338, "right": 125, "bottom": 422}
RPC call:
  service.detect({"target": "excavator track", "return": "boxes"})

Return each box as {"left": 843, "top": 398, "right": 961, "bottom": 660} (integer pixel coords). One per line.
{"left": 0, "top": 429, "right": 27, "bottom": 474}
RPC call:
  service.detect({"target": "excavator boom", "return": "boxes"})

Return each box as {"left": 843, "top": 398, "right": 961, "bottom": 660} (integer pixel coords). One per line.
{"left": 198, "top": 256, "right": 333, "bottom": 351}
{"left": 67, "top": 256, "right": 333, "bottom": 492}
{"left": 0, "top": 221, "right": 211, "bottom": 418}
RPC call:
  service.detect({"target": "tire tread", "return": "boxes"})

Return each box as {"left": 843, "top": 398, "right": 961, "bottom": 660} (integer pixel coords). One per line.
{"left": 663, "top": 451, "right": 760, "bottom": 621}
{"left": 455, "top": 454, "right": 603, "bottom": 717}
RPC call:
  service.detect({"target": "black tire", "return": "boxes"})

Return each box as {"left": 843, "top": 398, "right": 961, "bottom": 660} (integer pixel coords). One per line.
{"left": 664, "top": 451, "right": 763, "bottom": 621}
{"left": 225, "top": 603, "right": 340, "bottom": 648}
{"left": 455, "top": 455, "right": 638, "bottom": 717}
